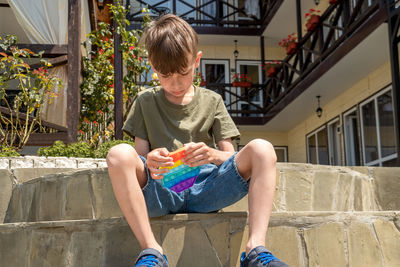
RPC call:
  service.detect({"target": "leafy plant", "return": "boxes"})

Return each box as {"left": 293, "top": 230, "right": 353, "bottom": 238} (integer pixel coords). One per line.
{"left": 232, "top": 73, "right": 252, "bottom": 83}
{"left": 0, "top": 145, "right": 20, "bottom": 157}
{"left": 80, "top": 3, "right": 151, "bottom": 147}
{"left": 0, "top": 35, "right": 62, "bottom": 150}
{"left": 278, "top": 33, "right": 298, "bottom": 48}
{"left": 38, "top": 140, "right": 94, "bottom": 158}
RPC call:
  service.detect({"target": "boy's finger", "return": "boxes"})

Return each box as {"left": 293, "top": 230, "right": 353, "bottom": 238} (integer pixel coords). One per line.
{"left": 158, "top": 148, "right": 170, "bottom": 157}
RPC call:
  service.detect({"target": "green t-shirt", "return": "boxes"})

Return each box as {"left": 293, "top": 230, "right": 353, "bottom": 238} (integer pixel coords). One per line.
{"left": 123, "top": 86, "right": 240, "bottom": 152}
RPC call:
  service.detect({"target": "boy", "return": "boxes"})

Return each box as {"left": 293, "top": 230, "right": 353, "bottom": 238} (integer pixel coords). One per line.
{"left": 106, "top": 14, "right": 289, "bottom": 267}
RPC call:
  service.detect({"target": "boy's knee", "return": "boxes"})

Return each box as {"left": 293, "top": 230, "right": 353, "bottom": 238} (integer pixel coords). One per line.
{"left": 106, "top": 143, "right": 139, "bottom": 168}
{"left": 247, "top": 139, "right": 277, "bottom": 163}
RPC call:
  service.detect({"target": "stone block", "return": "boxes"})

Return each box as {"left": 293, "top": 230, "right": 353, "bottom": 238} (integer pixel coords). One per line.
{"left": 0, "top": 228, "right": 31, "bottom": 267}
{"left": 0, "top": 158, "right": 9, "bottom": 169}
{"left": 90, "top": 169, "right": 122, "bottom": 219}
{"left": 353, "top": 178, "right": 363, "bottom": 211}
{"left": 4, "top": 181, "right": 40, "bottom": 223}
{"left": 284, "top": 170, "right": 312, "bottom": 211}
{"left": 335, "top": 173, "right": 352, "bottom": 211}
{"left": 54, "top": 157, "right": 78, "bottom": 168}
{"left": 0, "top": 169, "right": 13, "bottom": 222}
{"left": 38, "top": 177, "right": 65, "bottom": 221}
{"left": 373, "top": 219, "right": 400, "bottom": 266}
{"left": 28, "top": 229, "right": 68, "bottom": 267}
{"left": 96, "top": 161, "right": 108, "bottom": 168}
{"left": 33, "top": 157, "right": 56, "bottom": 168}
{"left": 312, "top": 170, "right": 339, "bottom": 211}
{"left": 103, "top": 225, "right": 143, "bottom": 266}
{"left": 67, "top": 231, "right": 105, "bottom": 267}
{"left": 206, "top": 221, "right": 230, "bottom": 266}
{"left": 64, "top": 172, "right": 93, "bottom": 220}
{"left": 266, "top": 226, "right": 301, "bottom": 267}
{"left": 10, "top": 157, "right": 34, "bottom": 168}
{"left": 304, "top": 223, "right": 346, "bottom": 267}
{"left": 162, "top": 222, "right": 220, "bottom": 267}
{"left": 230, "top": 225, "right": 248, "bottom": 267}
{"left": 348, "top": 222, "right": 383, "bottom": 266}
{"left": 77, "top": 159, "right": 98, "bottom": 169}
{"left": 12, "top": 168, "right": 75, "bottom": 184}
{"left": 372, "top": 167, "right": 400, "bottom": 210}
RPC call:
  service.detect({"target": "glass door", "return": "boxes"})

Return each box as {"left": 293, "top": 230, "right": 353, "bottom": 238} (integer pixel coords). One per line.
{"left": 343, "top": 108, "right": 361, "bottom": 166}
{"left": 327, "top": 118, "right": 343, "bottom": 165}
{"left": 200, "top": 59, "right": 230, "bottom": 106}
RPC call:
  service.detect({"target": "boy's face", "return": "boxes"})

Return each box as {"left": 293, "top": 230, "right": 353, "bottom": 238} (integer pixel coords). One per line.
{"left": 152, "top": 52, "right": 202, "bottom": 99}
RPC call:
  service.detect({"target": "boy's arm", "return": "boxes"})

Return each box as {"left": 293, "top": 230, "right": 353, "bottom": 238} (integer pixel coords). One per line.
{"left": 134, "top": 137, "right": 151, "bottom": 157}
{"left": 184, "top": 138, "right": 235, "bottom": 167}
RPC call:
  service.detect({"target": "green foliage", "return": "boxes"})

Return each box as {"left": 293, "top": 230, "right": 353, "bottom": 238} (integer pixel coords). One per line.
{"left": 94, "top": 139, "right": 135, "bottom": 158}
{"left": 0, "top": 145, "right": 20, "bottom": 157}
{"left": 38, "top": 140, "right": 94, "bottom": 158}
{"left": 38, "top": 139, "right": 135, "bottom": 158}
{"left": 0, "top": 35, "right": 62, "bottom": 149}
{"left": 80, "top": 3, "right": 151, "bottom": 146}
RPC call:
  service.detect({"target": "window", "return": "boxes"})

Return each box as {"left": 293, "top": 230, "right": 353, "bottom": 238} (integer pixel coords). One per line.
{"left": 274, "top": 146, "right": 288, "bottom": 162}
{"left": 200, "top": 59, "right": 230, "bottom": 106}
{"left": 360, "top": 87, "right": 397, "bottom": 166}
{"left": 343, "top": 108, "right": 361, "bottom": 166}
{"left": 307, "top": 126, "right": 329, "bottom": 165}
{"left": 327, "top": 118, "right": 343, "bottom": 165}
{"left": 235, "top": 60, "right": 263, "bottom": 117}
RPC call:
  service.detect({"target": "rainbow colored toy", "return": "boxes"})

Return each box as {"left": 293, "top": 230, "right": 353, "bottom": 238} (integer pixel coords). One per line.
{"left": 160, "top": 147, "right": 200, "bottom": 193}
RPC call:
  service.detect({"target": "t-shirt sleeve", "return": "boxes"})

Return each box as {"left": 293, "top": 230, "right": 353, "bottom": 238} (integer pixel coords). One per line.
{"left": 212, "top": 96, "right": 240, "bottom": 142}
{"left": 122, "top": 97, "right": 148, "bottom": 140}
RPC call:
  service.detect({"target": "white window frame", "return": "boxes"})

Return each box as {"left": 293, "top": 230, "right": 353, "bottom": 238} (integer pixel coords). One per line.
{"left": 274, "top": 146, "right": 288, "bottom": 162}
{"left": 327, "top": 117, "right": 343, "bottom": 166}
{"left": 235, "top": 60, "right": 263, "bottom": 116}
{"left": 359, "top": 87, "right": 397, "bottom": 166}
{"left": 343, "top": 107, "right": 360, "bottom": 166}
{"left": 200, "top": 59, "right": 231, "bottom": 106}
{"left": 306, "top": 125, "right": 327, "bottom": 164}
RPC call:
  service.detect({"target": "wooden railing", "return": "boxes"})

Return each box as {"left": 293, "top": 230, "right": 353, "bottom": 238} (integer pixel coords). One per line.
{"left": 125, "top": 0, "right": 283, "bottom": 35}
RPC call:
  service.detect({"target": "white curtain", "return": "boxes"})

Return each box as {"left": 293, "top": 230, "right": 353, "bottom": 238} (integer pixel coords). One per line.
{"left": 7, "top": 0, "right": 91, "bottom": 127}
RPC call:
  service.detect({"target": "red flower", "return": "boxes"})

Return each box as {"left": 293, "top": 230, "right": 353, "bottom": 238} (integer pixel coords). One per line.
{"left": 129, "top": 46, "right": 135, "bottom": 50}
{"left": 99, "top": 49, "right": 104, "bottom": 54}
{"left": 111, "top": 54, "right": 114, "bottom": 59}
{"left": 110, "top": 84, "right": 114, "bottom": 88}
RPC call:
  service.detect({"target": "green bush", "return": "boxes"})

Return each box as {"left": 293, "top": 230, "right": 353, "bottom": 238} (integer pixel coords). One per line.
{"left": 0, "top": 146, "right": 20, "bottom": 157}
{"left": 38, "top": 140, "right": 94, "bottom": 158}
{"left": 37, "top": 139, "right": 135, "bottom": 158}
{"left": 94, "top": 139, "right": 135, "bottom": 158}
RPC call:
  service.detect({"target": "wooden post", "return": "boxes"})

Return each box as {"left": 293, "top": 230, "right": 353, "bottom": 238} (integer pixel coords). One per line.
{"left": 114, "top": 0, "right": 124, "bottom": 140}
{"left": 67, "top": 0, "right": 82, "bottom": 143}
{"left": 296, "top": 0, "right": 303, "bottom": 72}
{"left": 260, "top": 36, "right": 266, "bottom": 83}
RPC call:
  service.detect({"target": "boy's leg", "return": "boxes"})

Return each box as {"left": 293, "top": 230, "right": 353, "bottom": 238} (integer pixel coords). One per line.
{"left": 234, "top": 139, "right": 277, "bottom": 254}
{"left": 106, "top": 144, "right": 163, "bottom": 253}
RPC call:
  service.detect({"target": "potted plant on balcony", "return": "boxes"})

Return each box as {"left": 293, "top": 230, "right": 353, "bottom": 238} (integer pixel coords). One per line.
{"left": 263, "top": 60, "right": 282, "bottom": 77}
{"left": 232, "top": 73, "right": 252, "bottom": 87}
{"left": 305, "top": 8, "right": 321, "bottom": 32}
{"left": 278, "top": 33, "right": 298, "bottom": 56}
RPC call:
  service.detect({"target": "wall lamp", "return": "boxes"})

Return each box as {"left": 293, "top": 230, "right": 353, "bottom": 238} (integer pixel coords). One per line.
{"left": 234, "top": 40, "right": 239, "bottom": 59}
{"left": 316, "top": 95, "right": 323, "bottom": 118}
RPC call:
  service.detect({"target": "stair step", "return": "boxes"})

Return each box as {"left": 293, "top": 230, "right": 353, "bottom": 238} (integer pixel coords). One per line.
{"left": 1, "top": 211, "right": 399, "bottom": 267}
{"left": 6, "top": 164, "right": 400, "bottom": 223}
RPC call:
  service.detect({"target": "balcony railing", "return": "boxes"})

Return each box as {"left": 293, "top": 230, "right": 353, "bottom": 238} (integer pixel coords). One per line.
{"left": 205, "top": 0, "right": 387, "bottom": 124}
{"left": 125, "top": 0, "right": 282, "bottom": 35}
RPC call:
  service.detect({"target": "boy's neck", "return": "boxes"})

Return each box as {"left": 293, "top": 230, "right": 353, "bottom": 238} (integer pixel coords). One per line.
{"left": 163, "top": 85, "right": 196, "bottom": 106}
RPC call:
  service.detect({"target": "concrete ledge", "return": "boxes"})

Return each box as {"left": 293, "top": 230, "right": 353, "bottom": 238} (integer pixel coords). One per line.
{"left": 0, "top": 212, "right": 399, "bottom": 267}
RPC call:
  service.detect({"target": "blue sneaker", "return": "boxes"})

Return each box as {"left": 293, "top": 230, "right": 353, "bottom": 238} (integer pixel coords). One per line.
{"left": 135, "top": 248, "right": 168, "bottom": 267}
{"left": 240, "top": 246, "right": 290, "bottom": 267}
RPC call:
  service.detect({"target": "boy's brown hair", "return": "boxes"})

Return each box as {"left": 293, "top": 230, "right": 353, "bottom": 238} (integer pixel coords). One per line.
{"left": 145, "top": 14, "right": 198, "bottom": 76}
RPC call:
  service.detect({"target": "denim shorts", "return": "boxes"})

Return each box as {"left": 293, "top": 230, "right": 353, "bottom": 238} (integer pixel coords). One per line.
{"left": 139, "top": 154, "right": 249, "bottom": 217}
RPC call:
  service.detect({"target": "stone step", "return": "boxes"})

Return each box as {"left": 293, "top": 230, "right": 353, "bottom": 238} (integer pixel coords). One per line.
{"left": 5, "top": 163, "right": 400, "bottom": 223}
{"left": 1, "top": 211, "right": 399, "bottom": 267}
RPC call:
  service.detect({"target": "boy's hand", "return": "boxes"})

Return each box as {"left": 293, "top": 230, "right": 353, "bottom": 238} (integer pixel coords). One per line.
{"left": 183, "top": 142, "right": 215, "bottom": 167}
{"left": 146, "top": 148, "right": 174, "bottom": 179}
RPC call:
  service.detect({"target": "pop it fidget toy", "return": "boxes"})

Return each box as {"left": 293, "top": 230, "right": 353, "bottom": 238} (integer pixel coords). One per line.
{"left": 160, "top": 147, "right": 200, "bottom": 193}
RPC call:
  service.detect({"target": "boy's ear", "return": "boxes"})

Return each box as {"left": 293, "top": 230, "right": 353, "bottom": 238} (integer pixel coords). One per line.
{"left": 195, "top": 51, "right": 202, "bottom": 68}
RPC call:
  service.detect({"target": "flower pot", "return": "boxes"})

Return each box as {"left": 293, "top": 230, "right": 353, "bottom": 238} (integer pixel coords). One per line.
{"left": 200, "top": 81, "right": 206, "bottom": 86}
{"left": 232, "top": 81, "right": 252, "bottom": 88}
{"left": 306, "top": 15, "right": 320, "bottom": 32}
{"left": 286, "top": 42, "right": 297, "bottom": 55}
{"left": 329, "top": 0, "right": 339, "bottom": 4}
{"left": 266, "top": 67, "right": 277, "bottom": 77}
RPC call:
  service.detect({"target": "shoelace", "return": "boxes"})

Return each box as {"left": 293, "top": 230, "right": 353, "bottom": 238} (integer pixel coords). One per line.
{"left": 256, "top": 252, "right": 279, "bottom": 265}
{"left": 136, "top": 255, "right": 159, "bottom": 267}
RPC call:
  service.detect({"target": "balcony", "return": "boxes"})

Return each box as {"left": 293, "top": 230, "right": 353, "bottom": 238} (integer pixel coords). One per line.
{"left": 125, "top": 0, "right": 283, "bottom": 35}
